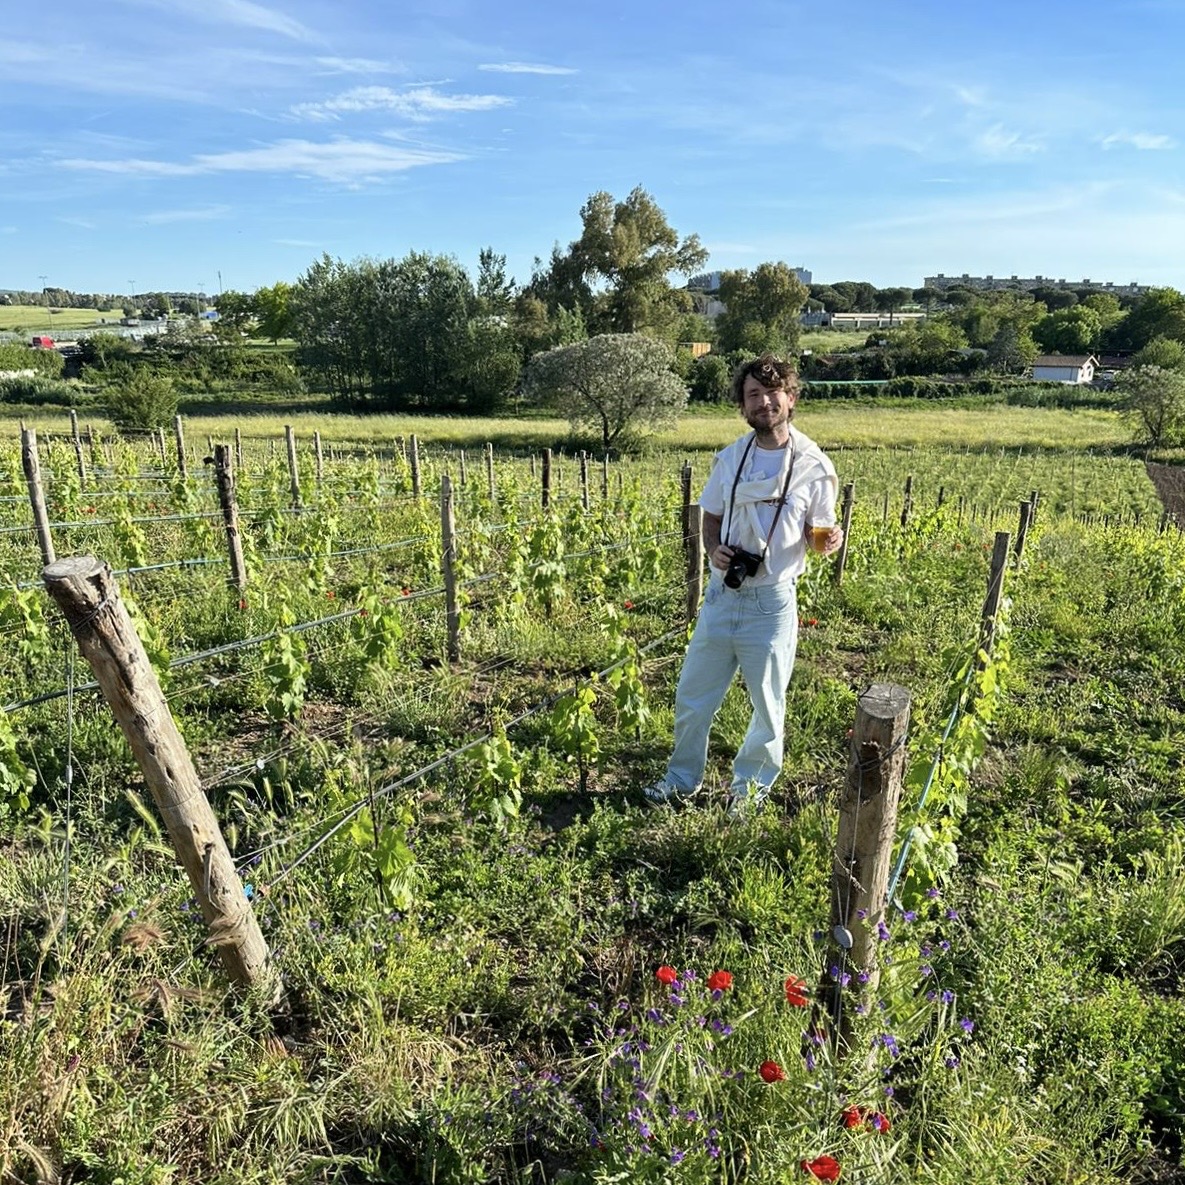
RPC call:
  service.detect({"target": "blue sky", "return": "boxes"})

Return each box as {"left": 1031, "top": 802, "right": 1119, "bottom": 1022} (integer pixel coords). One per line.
{"left": 2, "top": 0, "right": 1183, "bottom": 297}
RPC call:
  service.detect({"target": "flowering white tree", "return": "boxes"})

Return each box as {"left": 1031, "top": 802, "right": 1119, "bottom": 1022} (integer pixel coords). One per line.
{"left": 524, "top": 333, "right": 688, "bottom": 452}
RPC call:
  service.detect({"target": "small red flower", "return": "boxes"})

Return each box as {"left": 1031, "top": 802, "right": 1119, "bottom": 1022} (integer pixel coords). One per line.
{"left": 655, "top": 965, "right": 679, "bottom": 986}
{"left": 840, "top": 1105, "right": 864, "bottom": 1130}
{"left": 401, "top": 586, "right": 411, "bottom": 596}
{"left": 785, "top": 976, "right": 810, "bottom": 1007}
{"left": 759, "top": 1060, "right": 785, "bottom": 1083}
{"left": 707, "top": 970, "right": 733, "bottom": 992}
{"left": 83, "top": 505, "right": 96, "bottom": 514}
{"left": 869, "top": 1112, "right": 891, "bottom": 1134}
{"left": 238, "top": 599, "right": 248, "bottom": 611}
{"left": 801, "top": 1155, "right": 841, "bottom": 1181}
{"left": 623, "top": 599, "right": 634, "bottom": 610}
{"left": 807, "top": 617, "right": 819, "bottom": 627}
{"left": 326, "top": 590, "right": 335, "bottom": 599}
{"left": 358, "top": 608, "right": 368, "bottom": 617}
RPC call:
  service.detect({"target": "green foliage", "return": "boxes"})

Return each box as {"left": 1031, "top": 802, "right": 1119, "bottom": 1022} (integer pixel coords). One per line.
{"left": 0, "top": 341, "right": 65, "bottom": 377}
{"left": 0, "top": 374, "right": 78, "bottom": 406}
{"left": 715, "top": 262, "right": 808, "bottom": 357}
{"left": 524, "top": 333, "right": 688, "bottom": 451}
{"left": 1118, "top": 364, "right": 1185, "bottom": 446}
{"left": 103, "top": 367, "right": 178, "bottom": 430}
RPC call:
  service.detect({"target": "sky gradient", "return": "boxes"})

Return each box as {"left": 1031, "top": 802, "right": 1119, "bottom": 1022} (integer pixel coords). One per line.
{"left": 2, "top": 0, "right": 1183, "bottom": 296}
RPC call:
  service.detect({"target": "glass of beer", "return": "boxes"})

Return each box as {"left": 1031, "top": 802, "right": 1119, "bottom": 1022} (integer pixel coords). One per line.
{"left": 807, "top": 519, "right": 835, "bottom": 554}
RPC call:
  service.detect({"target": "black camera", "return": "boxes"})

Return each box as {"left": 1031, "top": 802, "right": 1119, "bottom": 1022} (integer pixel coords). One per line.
{"left": 723, "top": 547, "right": 763, "bottom": 589}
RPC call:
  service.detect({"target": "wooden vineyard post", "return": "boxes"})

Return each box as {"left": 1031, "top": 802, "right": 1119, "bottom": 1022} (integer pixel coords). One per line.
{"left": 1015, "top": 500, "right": 1032, "bottom": 562}
{"left": 1029, "top": 488, "right": 1040, "bottom": 526}
{"left": 900, "top": 474, "right": 914, "bottom": 528}
{"left": 440, "top": 476, "right": 460, "bottom": 663}
{"left": 602, "top": 454, "right": 609, "bottom": 501}
{"left": 458, "top": 449, "right": 468, "bottom": 488}
{"left": 685, "top": 504, "right": 704, "bottom": 625}
{"left": 173, "top": 415, "right": 188, "bottom": 478}
{"left": 69, "top": 410, "right": 87, "bottom": 486}
{"left": 680, "top": 462, "right": 693, "bottom": 543}
{"left": 284, "top": 425, "right": 302, "bottom": 510}
{"left": 21, "top": 428, "right": 56, "bottom": 566}
{"left": 881, "top": 489, "right": 889, "bottom": 524}
{"left": 936, "top": 485, "right": 945, "bottom": 509}
{"left": 580, "top": 451, "right": 590, "bottom": 512}
{"left": 313, "top": 432, "right": 324, "bottom": 486}
{"left": 530, "top": 454, "right": 537, "bottom": 480}
{"left": 410, "top": 435, "right": 422, "bottom": 499}
{"left": 541, "top": 448, "right": 552, "bottom": 510}
{"left": 826, "top": 682, "right": 911, "bottom": 1051}
{"left": 833, "top": 482, "right": 855, "bottom": 586}
{"left": 42, "top": 556, "right": 276, "bottom": 998}
{"left": 234, "top": 427, "right": 243, "bottom": 469}
{"left": 485, "top": 442, "right": 496, "bottom": 502}
{"left": 214, "top": 444, "right": 248, "bottom": 590}
{"left": 980, "top": 531, "right": 1011, "bottom": 656}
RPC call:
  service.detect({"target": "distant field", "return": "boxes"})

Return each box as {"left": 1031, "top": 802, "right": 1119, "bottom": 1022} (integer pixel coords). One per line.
{"left": 0, "top": 304, "right": 116, "bottom": 334}
{"left": 9, "top": 401, "right": 1136, "bottom": 454}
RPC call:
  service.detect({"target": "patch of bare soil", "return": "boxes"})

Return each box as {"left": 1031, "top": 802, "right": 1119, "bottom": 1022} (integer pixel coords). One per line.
{"left": 1145, "top": 461, "right": 1185, "bottom": 523}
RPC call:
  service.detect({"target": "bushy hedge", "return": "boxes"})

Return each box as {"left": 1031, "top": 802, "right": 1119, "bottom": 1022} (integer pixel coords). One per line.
{"left": 0, "top": 375, "right": 80, "bottom": 406}
{"left": 801, "top": 376, "right": 1124, "bottom": 408}
{"left": 0, "top": 342, "right": 65, "bottom": 379}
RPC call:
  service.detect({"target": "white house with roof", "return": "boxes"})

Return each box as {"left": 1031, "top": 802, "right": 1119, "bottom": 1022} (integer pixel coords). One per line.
{"left": 1031, "top": 354, "right": 1098, "bottom": 384}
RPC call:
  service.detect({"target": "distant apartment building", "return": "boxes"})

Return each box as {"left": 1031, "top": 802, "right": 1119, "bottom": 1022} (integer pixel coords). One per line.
{"left": 924, "top": 273, "right": 1148, "bottom": 298}
{"left": 688, "top": 267, "right": 812, "bottom": 291}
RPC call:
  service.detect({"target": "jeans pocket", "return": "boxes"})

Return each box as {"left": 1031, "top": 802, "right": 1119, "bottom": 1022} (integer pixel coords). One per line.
{"left": 754, "top": 584, "right": 796, "bottom": 616}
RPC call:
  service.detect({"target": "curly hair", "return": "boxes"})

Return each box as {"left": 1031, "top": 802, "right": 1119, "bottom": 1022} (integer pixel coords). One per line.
{"left": 729, "top": 354, "right": 799, "bottom": 406}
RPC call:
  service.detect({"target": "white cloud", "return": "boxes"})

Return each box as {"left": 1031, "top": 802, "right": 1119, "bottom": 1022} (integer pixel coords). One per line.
{"left": 142, "top": 205, "right": 232, "bottom": 224}
{"left": 292, "top": 85, "right": 512, "bottom": 122}
{"left": 973, "top": 123, "right": 1044, "bottom": 159}
{"left": 56, "top": 216, "right": 98, "bottom": 229}
{"left": 478, "top": 62, "right": 577, "bottom": 75}
{"left": 1100, "top": 130, "right": 1176, "bottom": 150}
{"left": 115, "top": 0, "right": 318, "bottom": 42}
{"left": 60, "top": 138, "right": 464, "bottom": 184}
{"left": 315, "top": 56, "right": 403, "bottom": 75}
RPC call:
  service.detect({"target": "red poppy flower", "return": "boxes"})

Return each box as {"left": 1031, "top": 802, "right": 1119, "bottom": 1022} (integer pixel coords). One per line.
{"left": 326, "top": 590, "right": 335, "bottom": 599}
{"left": 807, "top": 617, "right": 819, "bottom": 627}
{"left": 655, "top": 965, "right": 679, "bottom": 986}
{"left": 870, "top": 1112, "right": 891, "bottom": 1133}
{"left": 707, "top": 970, "right": 733, "bottom": 992}
{"left": 623, "top": 599, "right": 634, "bottom": 610}
{"left": 401, "top": 586, "right": 411, "bottom": 596}
{"left": 359, "top": 608, "right": 368, "bottom": 617}
{"left": 759, "top": 1060, "right": 785, "bottom": 1083}
{"left": 785, "top": 976, "right": 810, "bottom": 1007}
{"left": 840, "top": 1106, "right": 864, "bottom": 1130}
{"left": 800, "top": 1155, "right": 841, "bottom": 1180}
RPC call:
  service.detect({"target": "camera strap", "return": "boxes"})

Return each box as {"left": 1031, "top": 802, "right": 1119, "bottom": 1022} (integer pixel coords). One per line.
{"left": 725, "top": 432, "right": 798, "bottom": 564}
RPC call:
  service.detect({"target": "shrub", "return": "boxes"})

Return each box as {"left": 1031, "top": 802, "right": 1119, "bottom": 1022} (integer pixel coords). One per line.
{"left": 103, "top": 366, "right": 179, "bottom": 430}
{"left": 0, "top": 375, "right": 79, "bottom": 406}
{"left": 0, "top": 342, "right": 65, "bottom": 379}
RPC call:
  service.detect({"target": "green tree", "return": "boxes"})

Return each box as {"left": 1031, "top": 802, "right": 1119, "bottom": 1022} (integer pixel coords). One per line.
{"left": 535, "top": 188, "right": 707, "bottom": 336}
{"left": 687, "top": 353, "right": 732, "bottom": 402}
{"left": 986, "top": 321, "right": 1038, "bottom": 374}
{"left": 1118, "top": 365, "right": 1185, "bottom": 447}
{"left": 213, "top": 289, "right": 256, "bottom": 339}
{"left": 1117, "top": 287, "right": 1185, "bottom": 350}
{"left": 715, "top": 263, "right": 808, "bottom": 356}
{"left": 1033, "top": 306, "right": 1103, "bottom": 355}
{"left": 874, "top": 286, "right": 913, "bottom": 325}
{"left": 524, "top": 333, "right": 687, "bottom": 451}
{"left": 252, "top": 281, "right": 294, "bottom": 343}
{"left": 1131, "top": 335, "right": 1185, "bottom": 372}
{"left": 475, "top": 248, "right": 516, "bottom": 317}
{"left": 104, "top": 367, "right": 178, "bottom": 430}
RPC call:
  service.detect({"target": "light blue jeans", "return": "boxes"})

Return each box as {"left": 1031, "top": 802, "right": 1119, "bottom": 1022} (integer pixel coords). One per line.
{"left": 664, "top": 576, "right": 799, "bottom": 796}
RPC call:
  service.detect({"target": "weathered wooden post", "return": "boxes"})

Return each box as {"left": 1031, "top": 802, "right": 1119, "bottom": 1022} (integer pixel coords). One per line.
{"left": 313, "top": 432, "right": 324, "bottom": 486}
{"left": 680, "top": 462, "right": 693, "bottom": 543}
{"left": 833, "top": 482, "right": 855, "bottom": 586}
{"left": 881, "top": 489, "right": 889, "bottom": 524}
{"left": 936, "top": 485, "right": 945, "bottom": 509}
{"left": 826, "top": 682, "right": 911, "bottom": 1050}
{"left": 580, "top": 451, "right": 590, "bottom": 511}
{"left": 980, "top": 531, "right": 1011, "bottom": 656}
{"left": 173, "top": 415, "right": 188, "bottom": 478}
{"left": 685, "top": 504, "right": 704, "bottom": 626}
{"left": 1015, "top": 500, "right": 1032, "bottom": 562}
{"left": 42, "top": 556, "right": 275, "bottom": 998}
{"left": 440, "top": 476, "right": 460, "bottom": 663}
{"left": 409, "top": 435, "right": 422, "bottom": 499}
{"left": 458, "top": 449, "right": 468, "bottom": 488}
{"left": 485, "top": 442, "right": 496, "bottom": 502}
{"left": 69, "top": 410, "right": 87, "bottom": 486}
{"left": 602, "top": 454, "right": 610, "bottom": 501}
{"left": 284, "top": 425, "right": 302, "bottom": 510}
{"left": 900, "top": 474, "right": 914, "bottom": 528}
{"left": 155, "top": 427, "right": 167, "bottom": 467}
{"left": 541, "top": 448, "right": 552, "bottom": 510}
{"left": 234, "top": 427, "right": 243, "bottom": 470}
{"left": 214, "top": 444, "right": 248, "bottom": 590}
{"left": 530, "top": 454, "right": 537, "bottom": 480}
{"left": 21, "top": 428, "right": 56, "bottom": 566}
{"left": 1029, "top": 488, "right": 1040, "bottom": 526}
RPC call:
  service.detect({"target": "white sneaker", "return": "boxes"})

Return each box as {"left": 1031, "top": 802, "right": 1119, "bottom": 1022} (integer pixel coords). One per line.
{"left": 642, "top": 780, "right": 700, "bottom": 806}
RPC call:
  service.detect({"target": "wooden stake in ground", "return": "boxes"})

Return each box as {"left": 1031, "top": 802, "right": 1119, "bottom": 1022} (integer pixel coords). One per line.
{"left": 980, "top": 531, "right": 1011, "bottom": 656}
{"left": 1015, "top": 500, "right": 1032, "bottom": 562}
{"left": 409, "top": 435, "right": 422, "bottom": 499}
{"left": 833, "top": 482, "right": 854, "bottom": 586}
{"left": 173, "top": 415, "right": 188, "bottom": 478}
{"left": 284, "top": 425, "right": 302, "bottom": 510}
{"left": 313, "top": 432, "right": 324, "bottom": 486}
{"left": 214, "top": 444, "right": 248, "bottom": 590}
{"left": 826, "top": 682, "right": 911, "bottom": 1050}
{"left": 580, "top": 451, "right": 590, "bottom": 512}
{"left": 21, "top": 428, "right": 55, "bottom": 566}
{"left": 900, "top": 474, "right": 914, "bottom": 528}
{"left": 485, "top": 442, "right": 496, "bottom": 502}
{"left": 685, "top": 504, "right": 704, "bottom": 626}
{"left": 440, "top": 476, "right": 460, "bottom": 662}
{"left": 541, "top": 448, "right": 552, "bottom": 510}
{"left": 42, "top": 556, "right": 276, "bottom": 998}
{"left": 680, "top": 462, "right": 693, "bottom": 543}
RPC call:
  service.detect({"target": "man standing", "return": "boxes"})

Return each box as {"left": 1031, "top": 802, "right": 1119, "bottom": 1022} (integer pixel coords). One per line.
{"left": 645, "top": 355, "right": 843, "bottom": 815}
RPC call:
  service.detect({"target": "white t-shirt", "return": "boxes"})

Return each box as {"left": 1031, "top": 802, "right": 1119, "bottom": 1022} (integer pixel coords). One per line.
{"left": 699, "top": 430, "right": 837, "bottom": 586}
